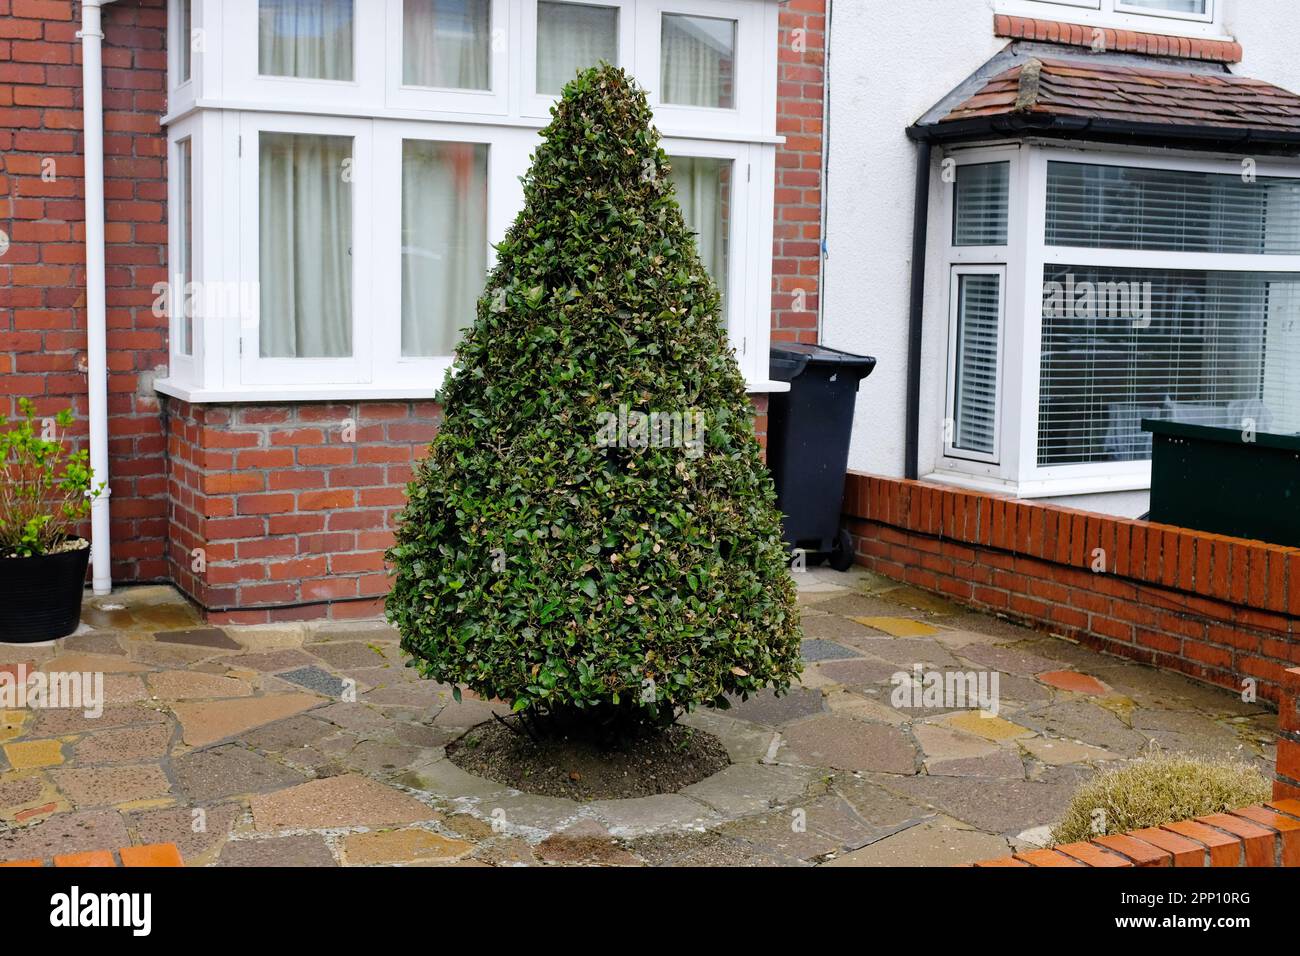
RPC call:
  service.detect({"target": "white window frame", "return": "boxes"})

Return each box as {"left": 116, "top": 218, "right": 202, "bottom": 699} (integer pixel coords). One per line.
{"left": 522, "top": 0, "right": 637, "bottom": 119}
{"left": 221, "top": 0, "right": 386, "bottom": 107}
{"left": 372, "top": 120, "right": 528, "bottom": 388}
{"left": 995, "top": 0, "right": 1225, "bottom": 38}
{"left": 945, "top": 265, "right": 1007, "bottom": 466}
{"left": 238, "top": 113, "right": 373, "bottom": 387}
{"left": 384, "top": 0, "right": 511, "bottom": 115}
{"left": 929, "top": 141, "right": 1300, "bottom": 498}
{"left": 158, "top": 0, "right": 783, "bottom": 402}
{"left": 636, "top": 0, "right": 765, "bottom": 136}
{"left": 167, "top": 124, "right": 199, "bottom": 386}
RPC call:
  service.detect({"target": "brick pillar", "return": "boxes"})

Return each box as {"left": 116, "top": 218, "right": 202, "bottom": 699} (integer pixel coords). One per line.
{"left": 1278, "top": 666, "right": 1300, "bottom": 801}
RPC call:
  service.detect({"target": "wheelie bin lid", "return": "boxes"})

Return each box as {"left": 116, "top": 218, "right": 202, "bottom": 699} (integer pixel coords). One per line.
{"left": 769, "top": 343, "right": 877, "bottom": 383}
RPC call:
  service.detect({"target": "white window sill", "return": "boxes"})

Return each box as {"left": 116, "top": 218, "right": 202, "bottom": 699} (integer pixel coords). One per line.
{"left": 923, "top": 468, "right": 1151, "bottom": 499}
{"left": 155, "top": 377, "right": 790, "bottom": 404}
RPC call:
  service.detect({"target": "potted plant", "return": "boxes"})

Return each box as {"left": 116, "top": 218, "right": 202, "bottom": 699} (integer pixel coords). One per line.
{"left": 0, "top": 399, "right": 98, "bottom": 642}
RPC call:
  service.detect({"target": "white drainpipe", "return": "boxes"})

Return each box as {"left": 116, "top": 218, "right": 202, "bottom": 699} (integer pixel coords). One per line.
{"left": 81, "top": 0, "right": 114, "bottom": 594}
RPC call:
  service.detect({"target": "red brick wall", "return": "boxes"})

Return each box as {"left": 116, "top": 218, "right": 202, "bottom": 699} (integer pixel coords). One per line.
{"left": 994, "top": 13, "right": 1244, "bottom": 63}
{"left": 842, "top": 473, "right": 1300, "bottom": 706}
{"left": 6, "top": 1, "right": 820, "bottom": 620}
{"left": 0, "top": 0, "right": 170, "bottom": 582}
{"left": 772, "top": 0, "right": 825, "bottom": 345}
{"left": 1279, "top": 667, "right": 1300, "bottom": 801}
{"left": 163, "top": 398, "right": 441, "bottom": 625}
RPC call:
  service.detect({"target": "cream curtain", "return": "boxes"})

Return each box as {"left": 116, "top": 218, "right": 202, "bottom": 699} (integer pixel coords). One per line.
{"left": 669, "top": 156, "right": 729, "bottom": 303}
{"left": 259, "top": 0, "right": 355, "bottom": 81}
{"left": 401, "top": 141, "right": 489, "bottom": 357}
{"left": 660, "top": 14, "right": 734, "bottom": 109}
{"left": 259, "top": 132, "right": 353, "bottom": 359}
{"left": 403, "top": 0, "right": 491, "bottom": 90}
{"left": 536, "top": 1, "right": 618, "bottom": 95}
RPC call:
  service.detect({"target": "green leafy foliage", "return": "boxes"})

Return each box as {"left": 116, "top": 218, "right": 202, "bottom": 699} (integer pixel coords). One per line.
{"left": 0, "top": 399, "right": 99, "bottom": 558}
{"left": 386, "top": 64, "right": 801, "bottom": 734}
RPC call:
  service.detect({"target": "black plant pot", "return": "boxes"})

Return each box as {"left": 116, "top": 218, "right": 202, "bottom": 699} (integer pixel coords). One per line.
{"left": 0, "top": 540, "right": 90, "bottom": 643}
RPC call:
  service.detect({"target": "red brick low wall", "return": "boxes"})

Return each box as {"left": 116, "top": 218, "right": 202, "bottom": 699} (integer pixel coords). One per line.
{"left": 163, "top": 394, "right": 769, "bottom": 624}
{"left": 841, "top": 473, "right": 1300, "bottom": 706}
{"left": 163, "top": 398, "right": 439, "bottom": 625}
{"left": 1278, "top": 667, "right": 1300, "bottom": 801}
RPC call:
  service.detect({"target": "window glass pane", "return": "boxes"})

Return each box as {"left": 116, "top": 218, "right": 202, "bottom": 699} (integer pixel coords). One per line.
{"left": 259, "top": 0, "right": 355, "bottom": 81}
{"left": 1121, "top": 0, "right": 1207, "bottom": 14}
{"left": 180, "top": 0, "right": 192, "bottom": 83}
{"left": 259, "top": 132, "right": 353, "bottom": 359}
{"left": 661, "top": 14, "right": 736, "bottom": 110}
{"left": 178, "top": 140, "right": 193, "bottom": 355}
{"left": 401, "top": 141, "right": 489, "bottom": 357}
{"left": 669, "top": 156, "right": 731, "bottom": 304}
{"left": 1038, "top": 265, "right": 1300, "bottom": 466}
{"left": 1047, "top": 161, "right": 1300, "bottom": 255}
{"left": 403, "top": 0, "right": 491, "bottom": 91}
{"left": 536, "top": 1, "right": 618, "bottom": 95}
{"left": 953, "top": 162, "right": 1009, "bottom": 246}
{"left": 952, "top": 273, "right": 1002, "bottom": 457}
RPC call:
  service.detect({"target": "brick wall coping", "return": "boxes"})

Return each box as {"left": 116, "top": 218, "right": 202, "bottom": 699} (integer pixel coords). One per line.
{"left": 995, "top": 13, "right": 1242, "bottom": 63}
{"left": 843, "top": 472, "right": 1300, "bottom": 620}
{"left": 968, "top": 799, "right": 1300, "bottom": 867}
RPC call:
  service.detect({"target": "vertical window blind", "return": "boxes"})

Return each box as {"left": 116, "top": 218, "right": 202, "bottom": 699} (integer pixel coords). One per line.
{"left": 953, "top": 162, "right": 1009, "bottom": 246}
{"left": 952, "top": 272, "right": 1003, "bottom": 458}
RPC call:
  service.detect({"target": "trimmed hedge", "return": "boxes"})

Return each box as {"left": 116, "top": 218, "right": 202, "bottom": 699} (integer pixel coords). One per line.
{"left": 386, "top": 64, "right": 801, "bottom": 733}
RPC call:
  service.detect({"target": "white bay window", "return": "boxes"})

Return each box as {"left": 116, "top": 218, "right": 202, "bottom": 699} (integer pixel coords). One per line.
{"left": 159, "top": 0, "right": 782, "bottom": 402}
{"left": 934, "top": 146, "right": 1300, "bottom": 497}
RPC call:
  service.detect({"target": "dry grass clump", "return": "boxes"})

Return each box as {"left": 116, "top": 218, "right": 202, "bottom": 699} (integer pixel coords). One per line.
{"left": 1051, "top": 752, "right": 1271, "bottom": 844}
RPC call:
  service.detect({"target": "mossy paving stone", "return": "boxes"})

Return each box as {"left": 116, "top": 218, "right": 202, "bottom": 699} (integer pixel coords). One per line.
{"left": 341, "top": 739, "right": 428, "bottom": 777}
{"left": 814, "top": 658, "right": 905, "bottom": 690}
{"left": 127, "top": 803, "right": 240, "bottom": 866}
{"left": 343, "top": 828, "right": 475, "bottom": 866}
{"left": 174, "top": 745, "right": 310, "bottom": 801}
{"left": 848, "top": 637, "right": 961, "bottom": 670}
{"left": 48, "top": 764, "right": 173, "bottom": 808}
{"left": 0, "top": 809, "right": 131, "bottom": 861}
{"left": 218, "top": 834, "right": 338, "bottom": 867}
{"left": 863, "top": 772, "right": 1078, "bottom": 833}
{"left": 153, "top": 627, "right": 241, "bottom": 650}
{"left": 800, "top": 638, "right": 863, "bottom": 662}
{"left": 800, "top": 613, "right": 884, "bottom": 643}
{"left": 955, "top": 643, "right": 1064, "bottom": 677}
{"left": 812, "top": 593, "right": 933, "bottom": 620}
{"left": 718, "top": 807, "right": 845, "bottom": 861}
{"left": 925, "top": 749, "right": 1026, "bottom": 779}
{"left": 780, "top": 715, "right": 917, "bottom": 774}
{"left": 722, "top": 686, "right": 825, "bottom": 727}
{"left": 239, "top": 713, "right": 341, "bottom": 753}
{"left": 588, "top": 795, "right": 721, "bottom": 837}
{"left": 362, "top": 680, "right": 455, "bottom": 708}
{"left": 250, "top": 774, "right": 433, "bottom": 831}
{"left": 822, "top": 816, "right": 1012, "bottom": 867}
{"left": 306, "top": 641, "right": 396, "bottom": 671}
{"left": 1014, "top": 700, "right": 1150, "bottom": 755}
{"left": 171, "top": 693, "right": 321, "bottom": 748}
{"left": 679, "top": 763, "right": 819, "bottom": 816}
{"left": 147, "top": 669, "right": 254, "bottom": 700}
{"left": 69, "top": 722, "right": 174, "bottom": 765}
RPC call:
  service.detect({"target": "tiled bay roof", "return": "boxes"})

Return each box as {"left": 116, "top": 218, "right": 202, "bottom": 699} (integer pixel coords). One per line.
{"left": 940, "top": 57, "right": 1300, "bottom": 134}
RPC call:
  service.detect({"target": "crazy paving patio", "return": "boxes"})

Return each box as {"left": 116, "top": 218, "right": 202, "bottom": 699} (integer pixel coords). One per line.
{"left": 0, "top": 569, "right": 1278, "bottom": 867}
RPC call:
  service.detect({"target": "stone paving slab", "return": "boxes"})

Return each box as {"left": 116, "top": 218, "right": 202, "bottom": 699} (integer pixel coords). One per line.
{"left": 1, "top": 579, "right": 1281, "bottom": 867}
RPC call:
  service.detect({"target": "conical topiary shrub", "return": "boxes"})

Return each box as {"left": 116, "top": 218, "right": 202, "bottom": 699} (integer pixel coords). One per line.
{"left": 386, "top": 63, "right": 800, "bottom": 736}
